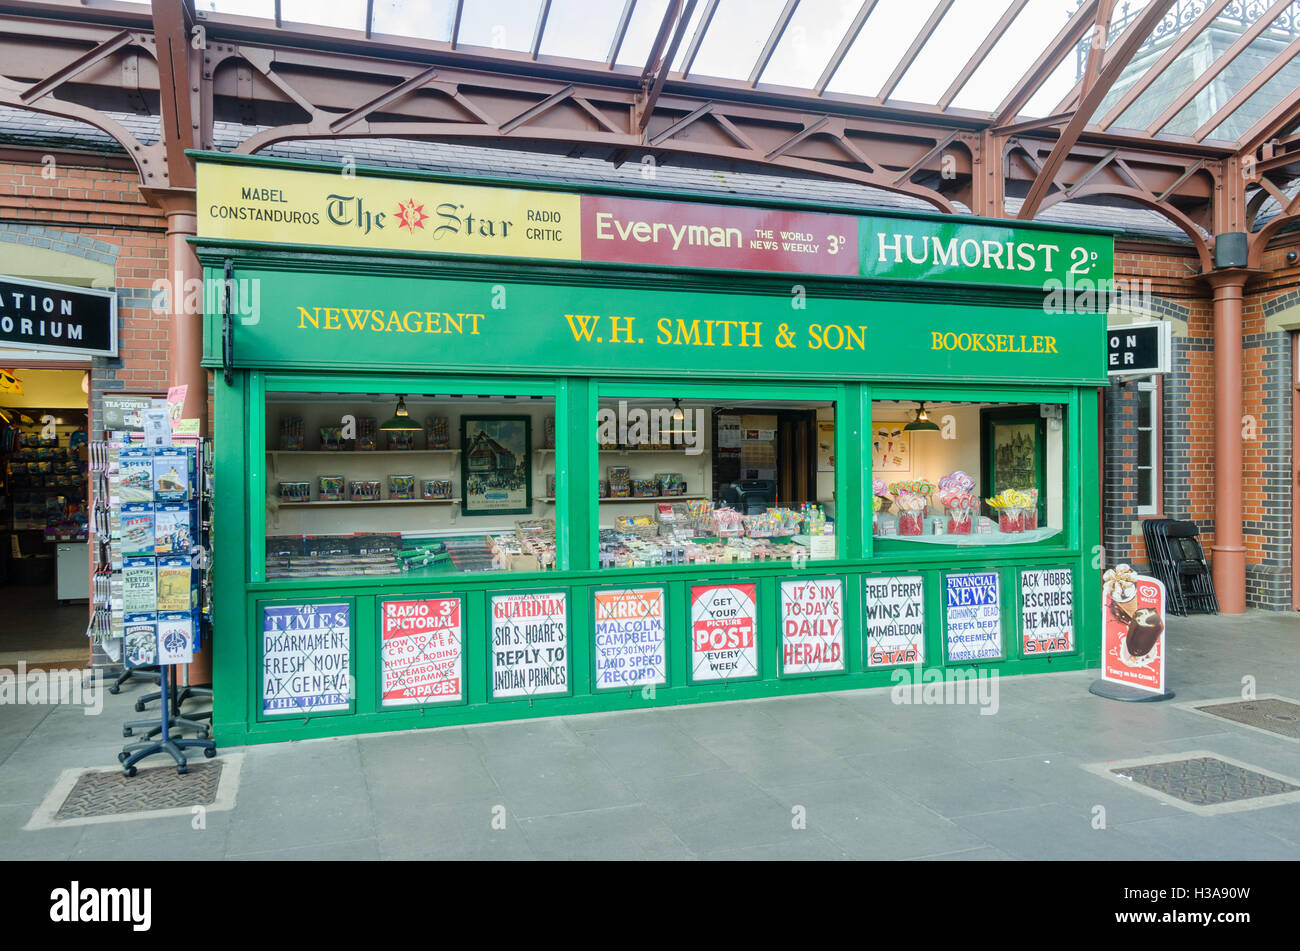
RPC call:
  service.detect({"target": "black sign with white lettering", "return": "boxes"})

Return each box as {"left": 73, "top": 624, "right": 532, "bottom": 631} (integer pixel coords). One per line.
{"left": 0, "top": 275, "right": 117, "bottom": 357}
{"left": 1107, "top": 323, "right": 1167, "bottom": 376}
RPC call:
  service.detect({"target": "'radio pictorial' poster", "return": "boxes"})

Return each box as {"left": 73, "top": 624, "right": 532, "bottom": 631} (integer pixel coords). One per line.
{"left": 262, "top": 602, "right": 351, "bottom": 716}
{"left": 593, "top": 587, "right": 667, "bottom": 689}
{"left": 864, "top": 574, "right": 925, "bottom": 667}
{"left": 690, "top": 583, "right": 758, "bottom": 681}
{"left": 490, "top": 591, "right": 568, "bottom": 699}
{"left": 381, "top": 597, "right": 464, "bottom": 706}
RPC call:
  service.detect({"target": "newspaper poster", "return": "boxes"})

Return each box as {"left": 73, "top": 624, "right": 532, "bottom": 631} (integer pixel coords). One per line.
{"left": 490, "top": 591, "right": 568, "bottom": 699}
{"left": 381, "top": 597, "right": 463, "bottom": 706}
{"left": 945, "top": 572, "right": 1003, "bottom": 662}
{"left": 262, "top": 602, "right": 351, "bottom": 715}
{"left": 593, "top": 587, "right": 667, "bottom": 689}
{"left": 690, "top": 583, "right": 758, "bottom": 681}
{"left": 864, "top": 574, "right": 925, "bottom": 667}
{"left": 1020, "top": 567, "right": 1075, "bottom": 655}
{"left": 780, "top": 578, "right": 844, "bottom": 675}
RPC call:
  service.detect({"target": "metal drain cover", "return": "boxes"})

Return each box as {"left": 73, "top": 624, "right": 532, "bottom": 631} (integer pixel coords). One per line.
{"left": 1113, "top": 757, "right": 1297, "bottom": 806}
{"left": 54, "top": 762, "right": 223, "bottom": 821}
{"left": 1084, "top": 751, "right": 1300, "bottom": 815}
{"left": 1194, "top": 699, "right": 1300, "bottom": 740}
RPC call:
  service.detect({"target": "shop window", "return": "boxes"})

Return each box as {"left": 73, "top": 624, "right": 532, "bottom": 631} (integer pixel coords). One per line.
{"left": 264, "top": 392, "right": 557, "bottom": 578}
{"left": 870, "top": 399, "right": 1066, "bottom": 544}
{"left": 594, "top": 396, "right": 837, "bottom": 568}
{"left": 1136, "top": 381, "right": 1159, "bottom": 516}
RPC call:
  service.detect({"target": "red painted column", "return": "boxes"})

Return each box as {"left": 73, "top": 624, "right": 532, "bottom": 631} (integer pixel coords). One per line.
{"left": 1208, "top": 271, "right": 1248, "bottom": 614}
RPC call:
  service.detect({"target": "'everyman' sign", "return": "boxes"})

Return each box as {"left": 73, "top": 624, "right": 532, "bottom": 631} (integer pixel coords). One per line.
{"left": 0, "top": 275, "right": 117, "bottom": 357}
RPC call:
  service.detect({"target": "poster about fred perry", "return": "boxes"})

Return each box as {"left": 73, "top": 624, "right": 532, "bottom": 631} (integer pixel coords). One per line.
{"left": 864, "top": 574, "right": 925, "bottom": 667}
{"left": 593, "top": 588, "right": 667, "bottom": 690}
{"left": 381, "top": 597, "right": 464, "bottom": 706}
{"left": 690, "top": 583, "right": 759, "bottom": 682}
{"left": 1101, "top": 564, "right": 1167, "bottom": 693}
{"left": 490, "top": 592, "right": 569, "bottom": 699}
{"left": 945, "top": 572, "right": 1003, "bottom": 662}
{"left": 779, "top": 578, "right": 844, "bottom": 675}
{"left": 262, "top": 602, "right": 352, "bottom": 716}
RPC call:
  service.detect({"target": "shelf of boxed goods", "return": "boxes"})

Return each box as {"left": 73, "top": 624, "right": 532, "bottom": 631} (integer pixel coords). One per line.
{"left": 600, "top": 495, "right": 708, "bottom": 502}
{"left": 278, "top": 498, "right": 462, "bottom": 507}
{"left": 266, "top": 450, "right": 461, "bottom": 458}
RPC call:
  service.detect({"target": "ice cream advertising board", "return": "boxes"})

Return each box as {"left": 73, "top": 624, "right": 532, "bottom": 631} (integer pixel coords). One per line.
{"left": 380, "top": 597, "right": 464, "bottom": 706}
{"left": 1101, "top": 565, "right": 1167, "bottom": 693}
{"left": 690, "top": 583, "right": 758, "bottom": 682}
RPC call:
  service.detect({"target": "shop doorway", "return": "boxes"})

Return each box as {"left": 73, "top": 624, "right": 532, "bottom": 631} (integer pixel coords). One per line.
{"left": 711, "top": 407, "right": 819, "bottom": 509}
{"left": 0, "top": 366, "right": 91, "bottom": 670}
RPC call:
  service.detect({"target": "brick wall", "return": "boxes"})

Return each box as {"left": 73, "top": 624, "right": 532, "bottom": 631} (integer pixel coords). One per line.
{"left": 0, "top": 152, "right": 170, "bottom": 427}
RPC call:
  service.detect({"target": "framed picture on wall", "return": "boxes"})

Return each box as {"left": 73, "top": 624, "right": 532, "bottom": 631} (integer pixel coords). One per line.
{"left": 461, "top": 415, "right": 531, "bottom": 516}
{"left": 981, "top": 408, "right": 1047, "bottom": 524}
{"left": 871, "top": 421, "right": 911, "bottom": 472}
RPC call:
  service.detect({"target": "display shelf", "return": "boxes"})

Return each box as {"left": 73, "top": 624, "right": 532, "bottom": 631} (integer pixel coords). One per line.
{"left": 267, "top": 449, "right": 460, "bottom": 457}
{"left": 599, "top": 448, "right": 694, "bottom": 455}
{"left": 279, "top": 498, "right": 462, "bottom": 507}
{"left": 599, "top": 495, "right": 708, "bottom": 502}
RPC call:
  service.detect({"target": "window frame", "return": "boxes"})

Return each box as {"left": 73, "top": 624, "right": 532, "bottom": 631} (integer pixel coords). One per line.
{"left": 1135, "top": 378, "right": 1161, "bottom": 517}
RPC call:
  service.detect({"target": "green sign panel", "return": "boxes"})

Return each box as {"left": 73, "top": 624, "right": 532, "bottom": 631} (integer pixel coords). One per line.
{"left": 208, "top": 267, "right": 1107, "bottom": 384}
{"left": 859, "top": 216, "right": 1114, "bottom": 288}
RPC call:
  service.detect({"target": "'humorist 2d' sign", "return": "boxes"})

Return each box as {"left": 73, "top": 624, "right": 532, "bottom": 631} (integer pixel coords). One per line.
{"left": 945, "top": 572, "right": 1003, "bottom": 662}
{"left": 381, "top": 597, "right": 464, "bottom": 706}
{"left": 593, "top": 588, "right": 667, "bottom": 690}
{"left": 490, "top": 592, "right": 568, "bottom": 699}
{"left": 690, "top": 583, "right": 758, "bottom": 682}
{"left": 864, "top": 574, "right": 926, "bottom": 667}
{"left": 262, "top": 602, "right": 351, "bottom": 715}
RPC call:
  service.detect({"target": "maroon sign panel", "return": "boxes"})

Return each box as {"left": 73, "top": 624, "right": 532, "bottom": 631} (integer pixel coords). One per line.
{"left": 580, "top": 194, "right": 859, "bottom": 276}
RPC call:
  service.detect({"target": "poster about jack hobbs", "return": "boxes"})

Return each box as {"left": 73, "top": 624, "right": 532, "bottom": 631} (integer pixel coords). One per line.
{"left": 1020, "top": 567, "right": 1074, "bottom": 655}
{"left": 262, "top": 602, "right": 352, "bottom": 715}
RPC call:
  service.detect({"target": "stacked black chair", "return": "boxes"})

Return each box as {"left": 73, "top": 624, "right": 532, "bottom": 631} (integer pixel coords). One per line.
{"left": 1141, "top": 518, "right": 1219, "bottom": 616}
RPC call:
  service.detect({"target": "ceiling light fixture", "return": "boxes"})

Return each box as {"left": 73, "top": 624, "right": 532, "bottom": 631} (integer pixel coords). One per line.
{"left": 379, "top": 394, "right": 422, "bottom": 432}
{"left": 903, "top": 401, "right": 940, "bottom": 432}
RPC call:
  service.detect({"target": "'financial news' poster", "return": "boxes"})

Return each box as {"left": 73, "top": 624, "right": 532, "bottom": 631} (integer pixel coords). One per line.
{"left": 1020, "top": 567, "right": 1075, "bottom": 655}
{"left": 864, "top": 574, "right": 925, "bottom": 667}
{"left": 1101, "top": 566, "right": 1167, "bottom": 694}
{"left": 779, "top": 578, "right": 844, "bottom": 675}
{"left": 490, "top": 592, "right": 568, "bottom": 699}
{"left": 945, "top": 572, "right": 1003, "bottom": 662}
{"left": 690, "top": 583, "right": 758, "bottom": 681}
{"left": 381, "top": 597, "right": 463, "bottom": 706}
{"left": 262, "top": 602, "right": 351, "bottom": 716}
{"left": 593, "top": 588, "right": 667, "bottom": 689}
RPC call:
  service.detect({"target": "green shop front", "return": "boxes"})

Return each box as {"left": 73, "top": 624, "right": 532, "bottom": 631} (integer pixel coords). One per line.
{"left": 195, "top": 153, "right": 1112, "bottom": 745}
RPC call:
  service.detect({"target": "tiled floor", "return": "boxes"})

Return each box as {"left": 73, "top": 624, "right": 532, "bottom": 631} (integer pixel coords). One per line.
{"left": 2, "top": 610, "right": 1299, "bottom": 859}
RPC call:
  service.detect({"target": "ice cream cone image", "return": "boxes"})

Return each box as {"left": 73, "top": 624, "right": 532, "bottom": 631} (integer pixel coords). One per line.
{"left": 1103, "top": 564, "right": 1139, "bottom": 623}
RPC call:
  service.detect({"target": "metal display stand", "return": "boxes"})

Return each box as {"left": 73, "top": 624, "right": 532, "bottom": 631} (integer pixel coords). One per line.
{"left": 119, "top": 662, "right": 216, "bottom": 775}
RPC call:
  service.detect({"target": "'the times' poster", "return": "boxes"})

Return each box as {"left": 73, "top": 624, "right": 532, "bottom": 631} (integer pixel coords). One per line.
{"left": 262, "top": 602, "right": 351, "bottom": 715}
{"left": 381, "top": 597, "right": 463, "bottom": 706}
{"left": 593, "top": 587, "right": 667, "bottom": 689}
{"left": 779, "top": 578, "right": 844, "bottom": 674}
{"left": 690, "top": 583, "right": 758, "bottom": 681}
{"left": 945, "top": 572, "right": 1002, "bottom": 662}
{"left": 490, "top": 592, "right": 568, "bottom": 699}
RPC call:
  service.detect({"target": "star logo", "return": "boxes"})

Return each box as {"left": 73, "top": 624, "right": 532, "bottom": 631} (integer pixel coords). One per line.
{"left": 394, "top": 198, "right": 428, "bottom": 233}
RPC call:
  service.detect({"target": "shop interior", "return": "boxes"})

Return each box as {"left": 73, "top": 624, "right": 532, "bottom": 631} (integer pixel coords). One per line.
{"left": 870, "top": 399, "right": 1064, "bottom": 543}
{"left": 0, "top": 366, "right": 91, "bottom": 667}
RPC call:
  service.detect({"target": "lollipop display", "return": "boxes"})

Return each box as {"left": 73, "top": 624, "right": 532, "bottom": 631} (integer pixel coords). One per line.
{"left": 986, "top": 488, "right": 1033, "bottom": 533}
{"left": 889, "top": 480, "right": 934, "bottom": 536}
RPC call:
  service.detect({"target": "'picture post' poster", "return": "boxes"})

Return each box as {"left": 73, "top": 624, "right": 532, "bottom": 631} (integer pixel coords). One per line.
{"left": 780, "top": 578, "right": 844, "bottom": 675}
{"left": 262, "top": 602, "right": 351, "bottom": 716}
{"left": 690, "top": 583, "right": 758, "bottom": 681}
{"left": 593, "top": 588, "right": 667, "bottom": 690}
{"left": 864, "top": 574, "right": 925, "bottom": 667}
{"left": 490, "top": 591, "right": 568, "bottom": 699}
{"left": 1101, "top": 565, "right": 1167, "bottom": 694}
{"left": 945, "top": 572, "right": 1002, "bottom": 662}
{"left": 1020, "top": 567, "right": 1074, "bottom": 655}
{"left": 381, "top": 597, "right": 464, "bottom": 706}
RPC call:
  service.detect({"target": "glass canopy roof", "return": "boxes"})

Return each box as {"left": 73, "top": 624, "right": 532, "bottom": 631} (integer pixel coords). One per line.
{"left": 164, "top": 0, "right": 1300, "bottom": 149}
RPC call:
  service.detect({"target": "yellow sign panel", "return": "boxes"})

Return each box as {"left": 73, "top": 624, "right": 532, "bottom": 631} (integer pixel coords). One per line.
{"left": 196, "top": 162, "right": 581, "bottom": 260}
